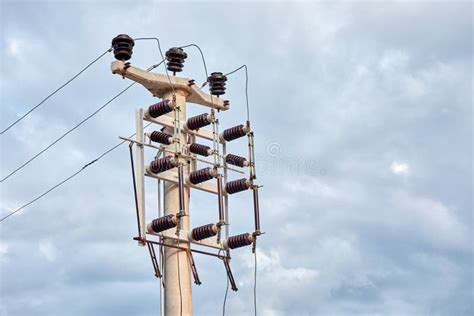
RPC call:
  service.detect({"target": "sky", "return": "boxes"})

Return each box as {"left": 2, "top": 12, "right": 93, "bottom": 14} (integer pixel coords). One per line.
{"left": 0, "top": 1, "right": 472, "bottom": 315}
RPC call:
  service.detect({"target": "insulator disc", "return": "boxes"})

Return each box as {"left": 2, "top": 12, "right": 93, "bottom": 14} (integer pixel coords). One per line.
{"left": 189, "top": 167, "right": 215, "bottom": 185}
{"left": 149, "top": 156, "right": 176, "bottom": 174}
{"left": 148, "top": 100, "right": 173, "bottom": 118}
{"left": 111, "top": 34, "right": 134, "bottom": 61}
{"left": 191, "top": 224, "right": 217, "bottom": 241}
{"left": 186, "top": 113, "right": 211, "bottom": 130}
{"left": 189, "top": 143, "right": 211, "bottom": 157}
{"left": 165, "top": 47, "right": 188, "bottom": 73}
{"left": 150, "top": 131, "right": 172, "bottom": 145}
{"left": 151, "top": 215, "right": 176, "bottom": 233}
{"left": 225, "top": 154, "right": 248, "bottom": 167}
{"left": 225, "top": 178, "right": 250, "bottom": 194}
{"left": 222, "top": 124, "right": 247, "bottom": 142}
{"left": 208, "top": 72, "right": 227, "bottom": 96}
{"left": 227, "top": 233, "right": 253, "bottom": 249}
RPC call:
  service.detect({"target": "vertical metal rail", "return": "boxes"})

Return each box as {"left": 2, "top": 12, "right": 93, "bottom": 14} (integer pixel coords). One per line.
{"left": 128, "top": 143, "right": 142, "bottom": 240}
{"left": 177, "top": 164, "right": 186, "bottom": 234}
{"left": 216, "top": 176, "right": 224, "bottom": 243}
{"left": 253, "top": 187, "right": 261, "bottom": 235}
{"left": 222, "top": 143, "right": 230, "bottom": 241}
{"left": 135, "top": 108, "right": 146, "bottom": 245}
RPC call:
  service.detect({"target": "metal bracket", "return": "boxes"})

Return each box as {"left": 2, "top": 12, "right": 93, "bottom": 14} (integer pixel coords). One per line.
{"left": 223, "top": 257, "right": 238, "bottom": 291}
{"left": 146, "top": 241, "right": 162, "bottom": 278}
{"left": 186, "top": 251, "right": 201, "bottom": 285}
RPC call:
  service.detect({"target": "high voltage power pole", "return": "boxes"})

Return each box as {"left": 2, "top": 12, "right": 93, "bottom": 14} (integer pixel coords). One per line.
{"left": 110, "top": 34, "right": 262, "bottom": 315}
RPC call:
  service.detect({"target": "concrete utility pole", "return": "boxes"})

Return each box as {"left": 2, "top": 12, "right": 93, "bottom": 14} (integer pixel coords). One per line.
{"left": 112, "top": 59, "right": 228, "bottom": 315}
{"left": 110, "top": 34, "right": 262, "bottom": 316}
{"left": 162, "top": 90, "right": 192, "bottom": 315}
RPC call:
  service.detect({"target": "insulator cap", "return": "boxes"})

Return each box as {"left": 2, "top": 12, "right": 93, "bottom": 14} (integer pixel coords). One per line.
{"left": 188, "top": 167, "right": 216, "bottom": 185}
{"left": 225, "top": 154, "right": 248, "bottom": 167}
{"left": 208, "top": 72, "right": 227, "bottom": 96}
{"left": 149, "top": 215, "right": 177, "bottom": 233}
{"left": 147, "top": 100, "right": 173, "bottom": 118}
{"left": 166, "top": 47, "right": 187, "bottom": 73}
{"left": 186, "top": 113, "right": 211, "bottom": 130}
{"left": 189, "top": 143, "right": 212, "bottom": 157}
{"left": 150, "top": 131, "right": 173, "bottom": 145}
{"left": 149, "top": 156, "right": 177, "bottom": 174}
{"left": 226, "top": 233, "right": 253, "bottom": 249}
{"left": 111, "top": 34, "right": 134, "bottom": 61}
{"left": 225, "top": 178, "right": 250, "bottom": 194}
{"left": 220, "top": 124, "right": 248, "bottom": 142}
{"left": 191, "top": 224, "right": 217, "bottom": 241}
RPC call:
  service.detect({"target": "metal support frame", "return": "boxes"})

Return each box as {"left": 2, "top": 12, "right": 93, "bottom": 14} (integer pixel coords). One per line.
{"left": 136, "top": 108, "right": 146, "bottom": 244}
{"left": 115, "top": 59, "right": 262, "bottom": 315}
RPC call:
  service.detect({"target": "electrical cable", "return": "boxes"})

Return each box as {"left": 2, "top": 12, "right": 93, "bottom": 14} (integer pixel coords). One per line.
{"left": 254, "top": 248, "right": 258, "bottom": 316}
{"left": 0, "top": 61, "right": 164, "bottom": 183}
{"left": 177, "top": 238, "right": 183, "bottom": 316}
{"left": 225, "top": 65, "right": 250, "bottom": 122}
{"left": 0, "top": 47, "right": 113, "bottom": 135}
{"left": 222, "top": 263, "right": 230, "bottom": 316}
{"left": 0, "top": 121, "right": 152, "bottom": 223}
{"left": 134, "top": 38, "right": 175, "bottom": 95}
{"left": 178, "top": 43, "right": 209, "bottom": 81}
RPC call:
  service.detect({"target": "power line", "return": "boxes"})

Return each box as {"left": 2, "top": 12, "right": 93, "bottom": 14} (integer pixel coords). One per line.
{"left": 0, "top": 47, "right": 112, "bottom": 135}
{"left": 254, "top": 249, "right": 258, "bottom": 316}
{"left": 178, "top": 43, "right": 209, "bottom": 80}
{"left": 0, "top": 62, "right": 164, "bottom": 183}
{"left": 0, "top": 122, "right": 153, "bottom": 223}
{"left": 225, "top": 65, "right": 250, "bottom": 122}
{"left": 222, "top": 273, "right": 229, "bottom": 316}
{"left": 134, "top": 38, "right": 175, "bottom": 95}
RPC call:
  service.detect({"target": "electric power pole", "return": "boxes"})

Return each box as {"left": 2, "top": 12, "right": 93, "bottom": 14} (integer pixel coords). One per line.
{"left": 110, "top": 34, "right": 262, "bottom": 316}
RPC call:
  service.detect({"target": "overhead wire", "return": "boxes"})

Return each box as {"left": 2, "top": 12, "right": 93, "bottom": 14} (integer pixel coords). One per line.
{"left": 134, "top": 38, "right": 175, "bottom": 95}
{"left": 225, "top": 65, "right": 250, "bottom": 121}
{"left": 0, "top": 61, "right": 164, "bottom": 183}
{"left": 254, "top": 249, "right": 258, "bottom": 316}
{"left": 178, "top": 43, "right": 209, "bottom": 81}
{"left": 222, "top": 263, "right": 230, "bottom": 315}
{"left": 0, "top": 121, "right": 152, "bottom": 223}
{"left": 0, "top": 47, "right": 113, "bottom": 135}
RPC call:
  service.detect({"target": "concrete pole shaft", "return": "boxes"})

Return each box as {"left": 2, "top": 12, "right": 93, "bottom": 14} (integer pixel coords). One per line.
{"left": 163, "top": 89, "right": 193, "bottom": 316}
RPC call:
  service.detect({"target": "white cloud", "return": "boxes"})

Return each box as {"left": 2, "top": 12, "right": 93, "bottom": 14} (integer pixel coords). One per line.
{"left": 390, "top": 161, "right": 410, "bottom": 175}
{"left": 246, "top": 248, "right": 319, "bottom": 283}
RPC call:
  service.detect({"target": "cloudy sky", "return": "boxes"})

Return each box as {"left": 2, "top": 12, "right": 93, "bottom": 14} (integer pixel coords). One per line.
{"left": 0, "top": 1, "right": 472, "bottom": 315}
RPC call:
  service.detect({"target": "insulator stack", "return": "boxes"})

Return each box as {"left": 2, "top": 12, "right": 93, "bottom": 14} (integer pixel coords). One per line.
{"left": 220, "top": 124, "right": 248, "bottom": 142}
{"left": 225, "top": 178, "right": 250, "bottom": 194}
{"left": 148, "top": 215, "right": 177, "bottom": 233}
{"left": 191, "top": 224, "right": 217, "bottom": 241}
{"left": 165, "top": 47, "right": 188, "bottom": 73}
{"left": 148, "top": 156, "right": 177, "bottom": 174}
{"left": 189, "top": 143, "right": 212, "bottom": 157}
{"left": 208, "top": 72, "right": 227, "bottom": 96}
{"left": 226, "top": 233, "right": 254, "bottom": 249}
{"left": 147, "top": 100, "right": 173, "bottom": 118}
{"left": 225, "top": 154, "right": 248, "bottom": 167}
{"left": 189, "top": 167, "right": 216, "bottom": 185}
{"left": 186, "top": 113, "right": 211, "bottom": 130}
{"left": 150, "top": 131, "right": 173, "bottom": 145}
{"left": 111, "top": 34, "right": 134, "bottom": 61}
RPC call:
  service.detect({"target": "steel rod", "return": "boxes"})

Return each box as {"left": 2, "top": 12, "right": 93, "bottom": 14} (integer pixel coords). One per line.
{"left": 120, "top": 136, "right": 245, "bottom": 174}
{"left": 128, "top": 143, "right": 142, "bottom": 239}
{"left": 136, "top": 237, "right": 229, "bottom": 259}
{"left": 253, "top": 187, "right": 261, "bottom": 234}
